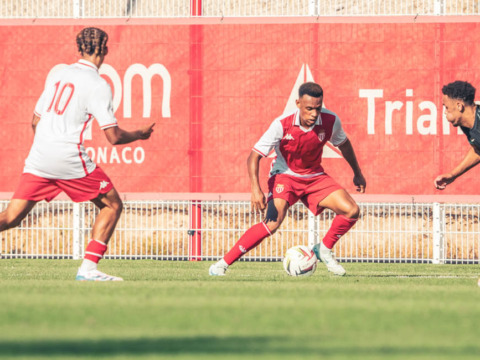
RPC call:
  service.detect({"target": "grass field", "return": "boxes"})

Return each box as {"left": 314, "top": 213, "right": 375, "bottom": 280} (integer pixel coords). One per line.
{"left": 1, "top": 260, "right": 480, "bottom": 360}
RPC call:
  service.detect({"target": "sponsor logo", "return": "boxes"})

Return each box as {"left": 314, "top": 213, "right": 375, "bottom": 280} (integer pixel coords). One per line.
{"left": 87, "top": 147, "right": 145, "bottom": 164}
{"left": 239, "top": 245, "right": 247, "bottom": 253}
{"left": 318, "top": 129, "right": 326, "bottom": 142}
{"left": 283, "top": 133, "right": 295, "bottom": 140}
{"left": 275, "top": 184, "right": 285, "bottom": 193}
{"left": 99, "top": 181, "right": 110, "bottom": 190}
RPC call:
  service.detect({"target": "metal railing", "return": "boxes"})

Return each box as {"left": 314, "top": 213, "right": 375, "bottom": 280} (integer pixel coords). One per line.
{"left": 0, "top": 1, "right": 479, "bottom": 18}
{"left": 1, "top": 199, "right": 479, "bottom": 264}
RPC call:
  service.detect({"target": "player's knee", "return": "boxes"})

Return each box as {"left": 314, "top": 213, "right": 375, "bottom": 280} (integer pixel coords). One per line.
{"left": 2, "top": 214, "right": 23, "bottom": 230}
{"left": 264, "top": 220, "right": 281, "bottom": 234}
{"left": 345, "top": 203, "right": 360, "bottom": 219}
{"left": 111, "top": 199, "right": 123, "bottom": 217}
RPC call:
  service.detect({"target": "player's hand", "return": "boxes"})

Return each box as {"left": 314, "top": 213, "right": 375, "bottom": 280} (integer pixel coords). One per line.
{"left": 250, "top": 188, "right": 266, "bottom": 213}
{"left": 434, "top": 173, "right": 455, "bottom": 190}
{"left": 353, "top": 173, "right": 366, "bottom": 193}
{"left": 138, "top": 123, "right": 155, "bottom": 140}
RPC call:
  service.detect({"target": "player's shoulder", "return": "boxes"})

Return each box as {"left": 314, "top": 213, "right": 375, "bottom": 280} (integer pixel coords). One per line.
{"left": 46, "top": 63, "right": 72, "bottom": 83}
{"left": 274, "top": 110, "right": 297, "bottom": 126}
{"left": 82, "top": 71, "right": 111, "bottom": 95}
{"left": 320, "top": 107, "right": 339, "bottom": 119}
{"left": 320, "top": 108, "right": 340, "bottom": 126}
{"left": 92, "top": 75, "right": 110, "bottom": 90}
{"left": 71, "top": 65, "right": 111, "bottom": 101}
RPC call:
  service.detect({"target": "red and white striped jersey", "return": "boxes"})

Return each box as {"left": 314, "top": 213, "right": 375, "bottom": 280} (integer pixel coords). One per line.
{"left": 252, "top": 108, "right": 347, "bottom": 177}
{"left": 24, "top": 59, "right": 117, "bottom": 179}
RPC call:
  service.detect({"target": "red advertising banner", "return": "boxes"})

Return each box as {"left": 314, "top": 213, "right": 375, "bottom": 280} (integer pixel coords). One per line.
{"left": 1, "top": 20, "right": 480, "bottom": 195}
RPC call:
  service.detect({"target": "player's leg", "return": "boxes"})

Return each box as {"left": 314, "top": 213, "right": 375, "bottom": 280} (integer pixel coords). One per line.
{"left": 318, "top": 188, "right": 360, "bottom": 245}
{"left": 1, "top": 173, "right": 60, "bottom": 231}
{"left": 313, "top": 189, "right": 359, "bottom": 276}
{"left": 0, "top": 199, "right": 38, "bottom": 232}
{"left": 57, "top": 167, "right": 123, "bottom": 281}
{"left": 76, "top": 187, "right": 123, "bottom": 281}
{"left": 89, "top": 187, "right": 123, "bottom": 243}
{"left": 209, "top": 198, "right": 289, "bottom": 276}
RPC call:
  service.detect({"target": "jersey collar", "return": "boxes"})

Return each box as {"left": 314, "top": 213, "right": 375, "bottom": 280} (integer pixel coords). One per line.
{"left": 77, "top": 59, "right": 99, "bottom": 72}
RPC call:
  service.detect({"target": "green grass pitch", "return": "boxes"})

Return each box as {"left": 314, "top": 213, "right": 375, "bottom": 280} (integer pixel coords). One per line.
{"left": 1, "top": 260, "right": 479, "bottom": 360}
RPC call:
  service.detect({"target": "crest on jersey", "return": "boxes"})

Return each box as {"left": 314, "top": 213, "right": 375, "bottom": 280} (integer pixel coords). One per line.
{"left": 318, "top": 129, "right": 326, "bottom": 142}
{"left": 275, "top": 184, "right": 285, "bottom": 193}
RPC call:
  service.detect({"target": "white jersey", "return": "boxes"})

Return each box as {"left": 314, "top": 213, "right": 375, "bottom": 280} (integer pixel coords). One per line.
{"left": 24, "top": 60, "right": 117, "bottom": 179}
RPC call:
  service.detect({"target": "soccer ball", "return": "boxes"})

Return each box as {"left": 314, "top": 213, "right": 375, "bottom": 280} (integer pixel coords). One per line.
{"left": 283, "top": 245, "right": 317, "bottom": 277}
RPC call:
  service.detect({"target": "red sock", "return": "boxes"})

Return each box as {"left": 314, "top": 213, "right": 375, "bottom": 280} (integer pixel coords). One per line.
{"left": 224, "top": 222, "right": 272, "bottom": 265}
{"left": 84, "top": 239, "right": 108, "bottom": 264}
{"left": 322, "top": 215, "right": 357, "bottom": 249}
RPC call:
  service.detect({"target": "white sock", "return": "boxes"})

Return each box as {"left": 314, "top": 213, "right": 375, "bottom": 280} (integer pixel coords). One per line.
{"left": 79, "top": 259, "right": 97, "bottom": 273}
{"left": 320, "top": 243, "right": 332, "bottom": 252}
{"left": 217, "top": 259, "right": 228, "bottom": 268}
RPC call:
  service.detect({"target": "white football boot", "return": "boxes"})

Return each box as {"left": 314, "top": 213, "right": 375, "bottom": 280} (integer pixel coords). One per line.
{"left": 209, "top": 260, "right": 228, "bottom": 276}
{"left": 76, "top": 269, "right": 124, "bottom": 281}
{"left": 313, "top": 242, "right": 346, "bottom": 276}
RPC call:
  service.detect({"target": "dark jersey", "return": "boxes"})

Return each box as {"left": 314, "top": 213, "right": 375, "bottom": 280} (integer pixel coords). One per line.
{"left": 461, "top": 106, "right": 480, "bottom": 150}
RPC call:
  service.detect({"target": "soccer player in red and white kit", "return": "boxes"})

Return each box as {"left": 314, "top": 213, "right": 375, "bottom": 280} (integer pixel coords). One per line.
{"left": 0, "top": 27, "right": 154, "bottom": 281}
{"left": 209, "top": 82, "right": 366, "bottom": 276}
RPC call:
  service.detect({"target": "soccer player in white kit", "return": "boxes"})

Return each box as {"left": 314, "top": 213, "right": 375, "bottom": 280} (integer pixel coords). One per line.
{"left": 210, "top": 82, "right": 366, "bottom": 277}
{"left": 0, "top": 27, "right": 155, "bottom": 281}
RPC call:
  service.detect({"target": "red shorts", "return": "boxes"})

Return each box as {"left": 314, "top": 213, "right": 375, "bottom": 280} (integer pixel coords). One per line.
{"left": 13, "top": 167, "right": 114, "bottom": 203}
{"left": 267, "top": 173, "right": 343, "bottom": 215}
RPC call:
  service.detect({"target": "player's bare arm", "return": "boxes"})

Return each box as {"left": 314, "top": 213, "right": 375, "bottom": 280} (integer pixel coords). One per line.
{"left": 434, "top": 145, "right": 480, "bottom": 190}
{"left": 337, "top": 138, "right": 366, "bottom": 193}
{"left": 104, "top": 123, "right": 155, "bottom": 145}
{"left": 31, "top": 114, "right": 41, "bottom": 134}
{"left": 247, "top": 151, "right": 266, "bottom": 212}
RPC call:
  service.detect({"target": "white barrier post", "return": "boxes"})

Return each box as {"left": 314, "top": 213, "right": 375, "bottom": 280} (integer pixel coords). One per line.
{"left": 308, "top": 0, "right": 318, "bottom": 16}
{"left": 308, "top": 211, "right": 317, "bottom": 248}
{"left": 73, "top": 202, "right": 82, "bottom": 260}
{"left": 73, "top": 0, "right": 80, "bottom": 18}
{"left": 432, "top": 202, "right": 444, "bottom": 264}
{"left": 434, "top": 0, "right": 444, "bottom": 15}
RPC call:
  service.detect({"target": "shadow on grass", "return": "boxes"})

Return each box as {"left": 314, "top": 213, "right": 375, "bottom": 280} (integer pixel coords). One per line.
{"left": 352, "top": 274, "right": 476, "bottom": 278}
{"left": 0, "top": 337, "right": 478, "bottom": 357}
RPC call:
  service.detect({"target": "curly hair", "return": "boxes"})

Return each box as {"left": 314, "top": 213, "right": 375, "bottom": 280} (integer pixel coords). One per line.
{"left": 442, "top": 81, "right": 476, "bottom": 106}
{"left": 76, "top": 27, "right": 108, "bottom": 56}
{"left": 299, "top": 82, "right": 323, "bottom": 98}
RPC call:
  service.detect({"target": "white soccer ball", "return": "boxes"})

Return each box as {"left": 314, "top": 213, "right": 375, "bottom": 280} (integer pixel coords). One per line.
{"left": 283, "top": 245, "right": 317, "bottom": 277}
